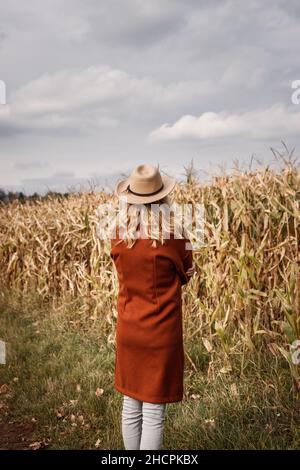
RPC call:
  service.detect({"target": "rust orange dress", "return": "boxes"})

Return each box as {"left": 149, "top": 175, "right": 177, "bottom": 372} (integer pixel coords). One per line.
{"left": 110, "top": 232, "right": 193, "bottom": 404}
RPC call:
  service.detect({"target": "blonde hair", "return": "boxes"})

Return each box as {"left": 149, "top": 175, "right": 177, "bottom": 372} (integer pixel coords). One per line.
{"left": 113, "top": 194, "right": 181, "bottom": 248}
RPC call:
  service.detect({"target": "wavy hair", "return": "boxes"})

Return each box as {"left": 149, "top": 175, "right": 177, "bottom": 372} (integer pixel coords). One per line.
{"left": 112, "top": 194, "right": 183, "bottom": 248}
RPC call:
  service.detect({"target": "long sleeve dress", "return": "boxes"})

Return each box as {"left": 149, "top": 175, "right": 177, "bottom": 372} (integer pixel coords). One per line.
{"left": 110, "top": 232, "right": 193, "bottom": 404}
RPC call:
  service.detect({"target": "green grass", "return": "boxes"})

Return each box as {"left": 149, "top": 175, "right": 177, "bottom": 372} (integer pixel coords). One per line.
{"left": 0, "top": 288, "right": 300, "bottom": 450}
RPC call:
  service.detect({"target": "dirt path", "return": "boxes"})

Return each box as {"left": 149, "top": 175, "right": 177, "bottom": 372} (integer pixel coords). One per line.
{"left": 0, "top": 385, "right": 38, "bottom": 450}
{"left": 0, "top": 417, "right": 36, "bottom": 450}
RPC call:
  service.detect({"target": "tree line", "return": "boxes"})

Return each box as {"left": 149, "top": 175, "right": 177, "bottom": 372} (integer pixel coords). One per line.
{"left": 0, "top": 188, "right": 70, "bottom": 204}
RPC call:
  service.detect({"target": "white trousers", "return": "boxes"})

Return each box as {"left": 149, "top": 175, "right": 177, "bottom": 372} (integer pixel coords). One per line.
{"left": 121, "top": 394, "right": 167, "bottom": 450}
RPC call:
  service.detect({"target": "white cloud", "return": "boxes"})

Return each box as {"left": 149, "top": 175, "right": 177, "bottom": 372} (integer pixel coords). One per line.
{"left": 0, "top": 65, "right": 130, "bottom": 134}
{"left": 147, "top": 104, "right": 300, "bottom": 142}
{"left": 0, "top": 65, "right": 220, "bottom": 135}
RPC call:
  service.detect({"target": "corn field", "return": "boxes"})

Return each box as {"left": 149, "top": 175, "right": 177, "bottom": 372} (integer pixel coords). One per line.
{"left": 0, "top": 157, "right": 299, "bottom": 387}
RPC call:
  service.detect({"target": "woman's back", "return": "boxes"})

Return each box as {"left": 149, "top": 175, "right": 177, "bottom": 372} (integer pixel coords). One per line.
{"left": 110, "top": 232, "right": 193, "bottom": 403}
{"left": 111, "top": 233, "right": 192, "bottom": 313}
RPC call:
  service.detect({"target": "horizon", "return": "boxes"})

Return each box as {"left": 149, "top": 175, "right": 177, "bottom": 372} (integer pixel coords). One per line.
{"left": 0, "top": 146, "right": 295, "bottom": 197}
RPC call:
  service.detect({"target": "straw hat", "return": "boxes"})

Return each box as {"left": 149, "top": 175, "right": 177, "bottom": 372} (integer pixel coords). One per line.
{"left": 114, "top": 164, "right": 176, "bottom": 204}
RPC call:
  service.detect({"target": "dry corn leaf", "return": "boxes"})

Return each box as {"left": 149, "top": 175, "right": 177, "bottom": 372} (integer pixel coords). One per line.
{"left": 95, "top": 387, "right": 104, "bottom": 397}
{"left": 220, "top": 365, "right": 232, "bottom": 374}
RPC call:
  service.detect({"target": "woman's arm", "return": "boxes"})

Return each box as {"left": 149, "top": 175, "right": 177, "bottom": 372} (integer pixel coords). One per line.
{"left": 183, "top": 239, "right": 195, "bottom": 281}
{"left": 173, "top": 237, "right": 194, "bottom": 285}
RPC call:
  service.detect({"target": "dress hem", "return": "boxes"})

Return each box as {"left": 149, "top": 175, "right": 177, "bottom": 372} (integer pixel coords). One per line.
{"left": 114, "top": 384, "right": 183, "bottom": 404}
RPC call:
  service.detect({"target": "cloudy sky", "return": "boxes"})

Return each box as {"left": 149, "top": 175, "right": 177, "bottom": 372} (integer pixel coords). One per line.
{"left": 0, "top": 0, "right": 300, "bottom": 194}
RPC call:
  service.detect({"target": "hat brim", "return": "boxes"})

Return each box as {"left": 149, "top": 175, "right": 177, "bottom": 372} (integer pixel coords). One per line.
{"left": 114, "top": 175, "right": 176, "bottom": 204}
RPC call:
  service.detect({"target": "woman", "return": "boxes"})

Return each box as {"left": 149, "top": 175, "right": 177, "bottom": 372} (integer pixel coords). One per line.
{"left": 110, "top": 163, "right": 194, "bottom": 450}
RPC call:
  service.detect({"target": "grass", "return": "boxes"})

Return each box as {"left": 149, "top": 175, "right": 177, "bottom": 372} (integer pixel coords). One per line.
{"left": 1, "top": 287, "right": 300, "bottom": 450}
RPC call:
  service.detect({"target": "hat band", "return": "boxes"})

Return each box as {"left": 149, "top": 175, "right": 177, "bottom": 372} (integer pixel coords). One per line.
{"left": 127, "top": 183, "right": 164, "bottom": 197}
